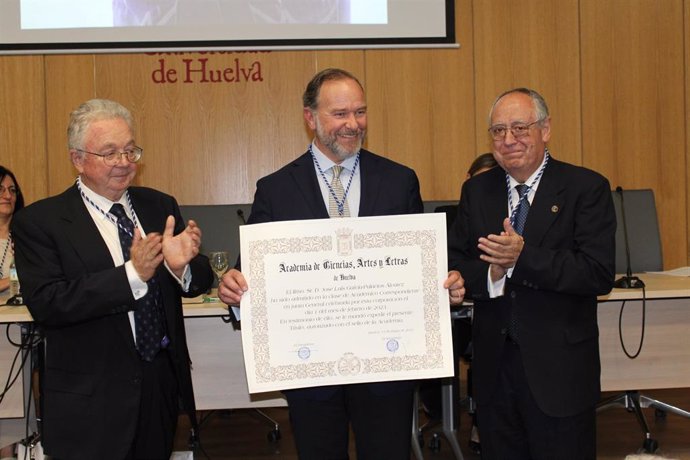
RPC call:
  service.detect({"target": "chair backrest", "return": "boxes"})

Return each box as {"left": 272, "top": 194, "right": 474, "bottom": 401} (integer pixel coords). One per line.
{"left": 422, "top": 191, "right": 665, "bottom": 274}
{"left": 426, "top": 201, "right": 459, "bottom": 231}
{"left": 179, "top": 204, "right": 253, "bottom": 258}
{"left": 423, "top": 200, "right": 458, "bottom": 214}
{"left": 181, "top": 200, "right": 460, "bottom": 257}
{"left": 611, "top": 189, "right": 663, "bottom": 273}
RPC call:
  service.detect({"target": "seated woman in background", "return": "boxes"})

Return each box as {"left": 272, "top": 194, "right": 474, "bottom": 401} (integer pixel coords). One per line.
{"left": 467, "top": 152, "right": 498, "bottom": 179}
{"left": 0, "top": 166, "right": 24, "bottom": 292}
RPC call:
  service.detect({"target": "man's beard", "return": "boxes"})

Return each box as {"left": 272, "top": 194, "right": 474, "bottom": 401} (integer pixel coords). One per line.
{"left": 315, "top": 120, "right": 365, "bottom": 161}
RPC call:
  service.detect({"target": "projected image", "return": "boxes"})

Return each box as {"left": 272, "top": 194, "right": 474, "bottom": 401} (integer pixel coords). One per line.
{"left": 20, "top": 0, "right": 388, "bottom": 29}
{"left": 7, "top": 0, "right": 450, "bottom": 53}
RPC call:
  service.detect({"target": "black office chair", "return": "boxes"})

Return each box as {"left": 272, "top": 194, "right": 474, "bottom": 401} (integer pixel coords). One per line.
{"left": 611, "top": 189, "right": 663, "bottom": 277}
{"left": 179, "top": 203, "right": 253, "bottom": 274}
{"left": 597, "top": 189, "right": 689, "bottom": 453}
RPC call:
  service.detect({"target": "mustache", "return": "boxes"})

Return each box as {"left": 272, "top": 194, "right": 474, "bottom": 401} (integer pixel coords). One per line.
{"left": 338, "top": 128, "right": 363, "bottom": 136}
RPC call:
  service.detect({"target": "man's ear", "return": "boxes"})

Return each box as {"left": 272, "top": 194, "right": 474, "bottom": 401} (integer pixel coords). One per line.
{"left": 540, "top": 117, "right": 552, "bottom": 143}
{"left": 70, "top": 150, "right": 85, "bottom": 173}
{"left": 303, "top": 108, "right": 317, "bottom": 131}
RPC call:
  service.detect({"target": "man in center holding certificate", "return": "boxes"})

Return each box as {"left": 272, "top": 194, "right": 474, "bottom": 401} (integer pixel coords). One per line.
{"left": 219, "top": 68, "right": 465, "bottom": 459}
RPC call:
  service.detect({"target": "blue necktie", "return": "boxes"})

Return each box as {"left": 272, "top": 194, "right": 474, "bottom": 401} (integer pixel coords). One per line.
{"left": 509, "top": 184, "right": 530, "bottom": 343}
{"left": 110, "top": 204, "right": 165, "bottom": 362}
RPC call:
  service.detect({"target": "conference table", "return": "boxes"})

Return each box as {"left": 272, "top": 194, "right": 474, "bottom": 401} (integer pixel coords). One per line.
{"left": 597, "top": 272, "right": 690, "bottom": 392}
{"left": 188, "top": 272, "right": 690, "bottom": 405}
{"left": 1, "top": 272, "right": 690, "bottom": 448}
{"left": 0, "top": 291, "right": 286, "bottom": 449}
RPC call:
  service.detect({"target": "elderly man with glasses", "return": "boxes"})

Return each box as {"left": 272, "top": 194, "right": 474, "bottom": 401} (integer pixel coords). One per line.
{"left": 11, "top": 99, "right": 213, "bottom": 460}
{"left": 448, "top": 88, "right": 616, "bottom": 459}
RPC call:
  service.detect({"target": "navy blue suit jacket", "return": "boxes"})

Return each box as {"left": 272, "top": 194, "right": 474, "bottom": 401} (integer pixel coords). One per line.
{"left": 12, "top": 184, "right": 213, "bottom": 460}
{"left": 448, "top": 158, "right": 616, "bottom": 417}
{"left": 245, "top": 149, "right": 423, "bottom": 399}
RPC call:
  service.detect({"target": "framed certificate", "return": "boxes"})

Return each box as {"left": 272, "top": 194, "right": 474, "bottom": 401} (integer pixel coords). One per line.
{"left": 239, "top": 213, "right": 454, "bottom": 393}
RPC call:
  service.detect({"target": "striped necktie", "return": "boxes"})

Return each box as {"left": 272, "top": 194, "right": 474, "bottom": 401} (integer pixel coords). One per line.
{"left": 328, "top": 165, "right": 350, "bottom": 218}
{"left": 109, "top": 204, "right": 166, "bottom": 361}
{"left": 508, "top": 184, "right": 530, "bottom": 343}
{"left": 513, "top": 184, "right": 530, "bottom": 235}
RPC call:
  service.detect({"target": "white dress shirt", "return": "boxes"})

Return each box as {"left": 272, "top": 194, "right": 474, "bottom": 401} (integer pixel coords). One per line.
{"left": 79, "top": 180, "right": 190, "bottom": 339}
{"left": 310, "top": 142, "right": 361, "bottom": 217}
{"left": 488, "top": 154, "right": 547, "bottom": 297}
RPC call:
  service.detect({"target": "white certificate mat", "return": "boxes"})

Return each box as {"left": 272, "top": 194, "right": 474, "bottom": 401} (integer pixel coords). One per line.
{"left": 240, "top": 213, "right": 454, "bottom": 393}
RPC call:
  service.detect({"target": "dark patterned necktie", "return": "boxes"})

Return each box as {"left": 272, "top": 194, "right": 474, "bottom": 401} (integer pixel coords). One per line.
{"left": 513, "top": 184, "right": 530, "bottom": 235}
{"left": 509, "top": 184, "right": 530, "bottom": 343}
{"left": 110, "top": 204, "right": 165, "bottom": 362}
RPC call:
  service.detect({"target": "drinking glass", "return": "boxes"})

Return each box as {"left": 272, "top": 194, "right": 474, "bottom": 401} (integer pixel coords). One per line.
{"left": 208, "top": 251, "right": 230, "bottom": 284}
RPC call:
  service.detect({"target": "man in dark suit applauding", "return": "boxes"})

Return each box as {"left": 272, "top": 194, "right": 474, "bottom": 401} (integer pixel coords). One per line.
{"left": 219, "top": 68, "right": 465, "bottom": 459}
{"left": 12, "top": 99, "right": 213, "bottom": 460}
{"left": 448, "top": 88, "right": 616, "bottom": 459}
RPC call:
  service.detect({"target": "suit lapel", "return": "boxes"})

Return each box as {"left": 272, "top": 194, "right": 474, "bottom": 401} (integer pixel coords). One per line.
{"left": 288, "top": 152, "right": 330, "bottom": 218}
{"left": 358, "top": 150, "right": 381, "bottom": 217}
{"left": 61, "top": 185, "right": 116, "bottom": 272}
{"left": 128, "top": 188, "right": 163, "bottom": 234}
{"left": 61, "top": 185, "right": 138, "bottom": 348}
{"left": 127, "top": 188, "right": 177, "bottom": 334}
{"left": 283, "top": 149, "right": 379, "bottom": 218}
{"left": 476, "top": 167, "right": 509, "bottom": 235}
{"left": 523, "top": 160, "right": 565, "bottom": 244}
{"left": 127, "top": 188, "right": 173, "bottom": 287}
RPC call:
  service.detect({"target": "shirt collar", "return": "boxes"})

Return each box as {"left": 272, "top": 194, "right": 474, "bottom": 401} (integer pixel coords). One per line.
{"left": 78, "top": 178, "right": 129, "bottom": 220}
{"left": 507, "top": 150, "right": 548, "bottom": 190}
{"left": 310, "top": 141, "right": 359, "bottom": 173}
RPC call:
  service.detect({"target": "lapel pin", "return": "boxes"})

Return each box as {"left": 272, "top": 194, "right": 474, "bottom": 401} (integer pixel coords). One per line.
{"left": 551, "top": 205, "right": 559, "bottom": 213}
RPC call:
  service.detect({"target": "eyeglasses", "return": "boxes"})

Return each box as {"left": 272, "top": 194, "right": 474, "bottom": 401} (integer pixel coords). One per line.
{"left": 488, "top": 120, "right": 543, "bottom": 141}
{"left": 0, "top": 185, "right": 17, "bottom": 196}
{"left": 78, "top": 146, "right": 143, "bottom": 166}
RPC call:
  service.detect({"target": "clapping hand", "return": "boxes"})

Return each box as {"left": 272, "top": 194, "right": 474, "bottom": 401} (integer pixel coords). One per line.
{"left": 477, "top": 218, "right": 525, "bottom": 281}
{"left": 130, "top": 228, "right": 164, "bottom": 281}
{"left": 162, "top": 216, "right": 202, "bottom": 277}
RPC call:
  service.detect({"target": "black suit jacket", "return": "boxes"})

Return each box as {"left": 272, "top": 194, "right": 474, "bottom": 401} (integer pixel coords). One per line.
{"left": 448, "top": 158, "right": 616, "bottom": 417}
{"left": 246, "top": 149, "right": 423, "bottom": 399}
{"left": 11, "top": 184, "right": 213, "bottom": 460}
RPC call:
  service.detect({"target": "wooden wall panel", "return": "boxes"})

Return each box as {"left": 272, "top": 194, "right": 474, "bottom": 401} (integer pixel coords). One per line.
{"left": 365, "top": 47, "right": 473, "bottom": 202}
{"left": 365, "top": 0, "right": 476, "bottom": 202}
{"left": 44, "top": 54, "right": 96, "bottom": 196}
{"left": 2, "top": 0, "right": 690, "bottom": 267}
{"left": 686, "top": 0, "right": 690, "bottom": 264}
{"left": 472, "top": 0, "right": 581, "bottom": 166}
{"left": 90, "top": 51, "right": 365, "bottom": 205}
{"left": 0, "top": 56, "right": 47, "bottom": 205}
{"left": 311, "top": 50, "right": 364, "bottom": 77}
{"left": 94, "top": 51, "right": 320, "bottom": 204}
{"left": 580, "top": 0, "right": 687, "bottom": 270}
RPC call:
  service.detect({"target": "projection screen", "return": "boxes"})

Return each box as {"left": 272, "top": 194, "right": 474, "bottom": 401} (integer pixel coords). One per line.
{"left": 0, "top": 0, "right": 456, "bottom": 54}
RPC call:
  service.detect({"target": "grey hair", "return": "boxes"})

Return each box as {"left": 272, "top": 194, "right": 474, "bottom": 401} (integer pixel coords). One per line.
{"left": 488, "top": 88, "right": 550, "bottom": 126}
{"left": 67, "top": 99, "right": 134, "bottom": 151}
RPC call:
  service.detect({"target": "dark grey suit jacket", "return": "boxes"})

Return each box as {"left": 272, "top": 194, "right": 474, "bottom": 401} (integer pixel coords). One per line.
{"left": 245, "top": 149, "right": 424, "bottom": 399}
{"left": 448, "top": 157, "right": 616, "bottom": 417}
{"left": 11, "top": 184, "right": 213, "bottom": 460}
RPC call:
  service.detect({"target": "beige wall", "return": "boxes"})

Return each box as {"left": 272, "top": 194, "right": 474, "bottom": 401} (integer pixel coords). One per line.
{"left": 1, "top": 0, "right": 688, "bottom": 269}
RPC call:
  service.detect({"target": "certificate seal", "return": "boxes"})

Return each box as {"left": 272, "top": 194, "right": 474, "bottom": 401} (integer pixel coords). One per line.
{"left": 386, "top": 338, "right": 399, "bottom": 353}
{"left": 297, "top": 346, "right": 311, "bottom": 360}
{"left": 335, "top": 228, "right": 354, "bottom": 256}
{"left": 337, "top": 352, "right": 361, "bottom": 375}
